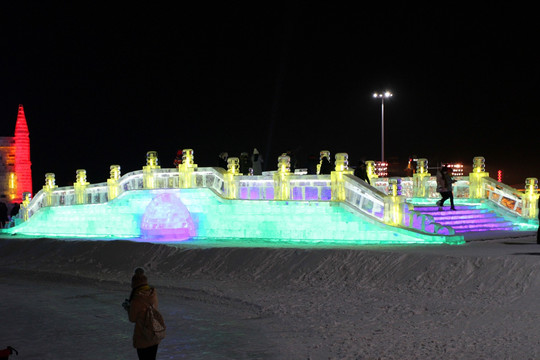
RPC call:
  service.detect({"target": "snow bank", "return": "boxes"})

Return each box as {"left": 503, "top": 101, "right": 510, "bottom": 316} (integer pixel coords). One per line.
{"left": 2, "top": 234, "right": 540, "bottom": 359}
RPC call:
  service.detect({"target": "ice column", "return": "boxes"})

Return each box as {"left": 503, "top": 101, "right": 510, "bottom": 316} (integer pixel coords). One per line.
{"left": 21, "top": 192, "right": 31, "bottom": 221}
{"left": 384, "top": 178, "right": 404, "bottom": 225}
{"left": 469, "top": 156, "right": 489, "bottom": 199}
{"left": 331, "top": 153, "right": 353, "bottom": 201}
{"left": 365, "top": 160, "right": 378, "bottom": 183}
{"left": 43, "top": 173, "right": 57, "bottom": 207}
{"left": 274, "top": 155, "right": 291, "bottom": 200}
{"left": 413, "top": 158, "right": 430, "bottom": 198}
{"left": 143, "top": 151, "right": 160, "bottom": 189}
{"left": 107, "top": 165, "right": 121, "bottom": 200}
{"left": 225, "top": 157, "right": 240, "bottom": 199}
{"left": 178, "top": 149, "right": 198, "bottom": 188}
{"left": 74, "top": 169, "right": 89, "bottom": 205}
{"left": 522, "top": 178, "right": 539, "bottom": 219}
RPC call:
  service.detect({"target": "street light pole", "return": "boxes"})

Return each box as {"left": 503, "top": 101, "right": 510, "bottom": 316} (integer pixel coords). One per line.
{"left": 373, "top": 91, "right": 393, "bottom": 162}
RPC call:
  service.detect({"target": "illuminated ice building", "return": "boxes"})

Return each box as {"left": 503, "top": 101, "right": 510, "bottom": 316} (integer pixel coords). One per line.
{"left": 2, "top": 148, "right": 538, "bottom": 247}
{"left": 0, "top": 105, "right": 32, "bottom": 204}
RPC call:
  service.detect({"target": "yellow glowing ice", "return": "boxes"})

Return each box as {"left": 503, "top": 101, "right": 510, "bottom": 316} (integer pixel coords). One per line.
{"left": 178, "top": 149, "right": 198, "bottom": 189}
{"left": 225, "top": 157, "right": 240, "bottom": 199}
{"left": 469, "top": 156, "right": 489, "bottom": 198}
{"left": 274, "top": 155, "right": 291, "bottom": 200}
{"left": 107, "top": 165, "right": 121, "bottom": 200}
{"left": 331, "top": 153, "right": 353, "bottom": 201}
{"left": 143, "top": 151, "right": 160, "bottom": 189}
{"left": 413, "top": 158, "right": 431, "bottom": 198}
{"left": 43, "top": 173, "right": 58, "bottom": 206}
{"left": 74, "top": 169, "right": 89, "bottom": 204}
{"left": 523, "top": 177, "right": 539, "bottom": 219}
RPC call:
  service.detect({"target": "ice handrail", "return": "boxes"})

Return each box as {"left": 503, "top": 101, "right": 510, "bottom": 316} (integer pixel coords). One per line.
{"left": 19, "top": 168, "right": 532, "bottom": 231}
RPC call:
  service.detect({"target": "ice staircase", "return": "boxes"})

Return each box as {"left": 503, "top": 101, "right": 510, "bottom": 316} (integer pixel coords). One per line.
{"left": 411, "top": 203, "right": 517, "bottom": 233}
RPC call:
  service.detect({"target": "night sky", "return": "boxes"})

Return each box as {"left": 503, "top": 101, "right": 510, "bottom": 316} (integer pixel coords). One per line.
{"left": 2, "top": 3, "right": 539, "bottom": 191}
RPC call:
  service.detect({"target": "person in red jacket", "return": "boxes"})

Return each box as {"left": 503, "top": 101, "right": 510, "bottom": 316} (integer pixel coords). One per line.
{"left": 126, "top": 268, "right": 162, "bottom": 360}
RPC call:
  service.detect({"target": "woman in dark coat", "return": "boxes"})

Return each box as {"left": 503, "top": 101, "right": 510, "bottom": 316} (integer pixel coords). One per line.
{"left": 127, "top": 268, "right": 162, "bottom": 360}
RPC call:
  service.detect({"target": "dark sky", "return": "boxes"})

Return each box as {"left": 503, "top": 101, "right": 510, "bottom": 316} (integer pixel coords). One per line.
{"left": 1, "top": 3, "right": 539, "bottom": 190}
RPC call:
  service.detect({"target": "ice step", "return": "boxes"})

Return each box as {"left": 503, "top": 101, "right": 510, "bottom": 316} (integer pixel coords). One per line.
{"left": 412, "top": 204, "right": 517, "bottom": 233}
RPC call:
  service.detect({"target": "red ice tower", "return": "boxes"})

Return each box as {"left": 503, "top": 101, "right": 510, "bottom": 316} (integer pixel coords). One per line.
{"left": 14, "top": 104, "right": 32, "bottom": 201}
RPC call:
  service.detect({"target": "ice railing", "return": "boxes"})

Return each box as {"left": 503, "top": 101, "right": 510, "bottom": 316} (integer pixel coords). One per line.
{"left": 370, "top": 176, "right": 524, "bottom": 216}
{"left": 23, "top": 168, "right": 380, "bottom": 218}
{"left": 22, "top": 168, "right": 526, "bottom": 235}
{"left": 482, "top": 177, "right": 523, "bottom": 216}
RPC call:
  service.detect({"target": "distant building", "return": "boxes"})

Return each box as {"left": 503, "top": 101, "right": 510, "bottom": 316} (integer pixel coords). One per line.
{"left": 0, "top": 105, "right": 32, "bottom": 203}
{"left": 445, "top": 163, "right": 464, "bottom": 177}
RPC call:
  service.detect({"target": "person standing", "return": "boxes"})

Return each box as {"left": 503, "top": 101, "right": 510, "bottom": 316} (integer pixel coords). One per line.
{"left": 436, "top": 165, "right": 456, "bottom": 211}
{"left": 218, "top": 152, "right": 228, "bottom": 170}
{"left": 0, "top": 202, "right": 8, "bottom": 228}
{"left": 126, "top": 268, "right": 162, "bottom": 360}
{"left": 354, "top": 160, "right": 371, "bottom": 185}
{"left": 251, "top": 148, "right": 263, "bottom": 175}
{"left": 319, "top": 155, "right": 332, "bottom": 175}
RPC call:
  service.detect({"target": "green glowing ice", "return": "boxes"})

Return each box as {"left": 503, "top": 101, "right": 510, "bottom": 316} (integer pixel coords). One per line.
{"left": 3, "top": 188, "right": 463, "bottom": 246}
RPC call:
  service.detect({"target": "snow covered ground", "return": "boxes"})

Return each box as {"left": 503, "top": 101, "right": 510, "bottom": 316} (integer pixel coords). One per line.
{"left": 1, "top": 232, "right": 540, "bottom": 359}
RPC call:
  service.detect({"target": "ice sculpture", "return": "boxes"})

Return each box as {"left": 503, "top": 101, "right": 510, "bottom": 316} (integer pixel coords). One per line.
{"left": 274, "top": 155, "right": 291, "bottom": 200}
{"left": 74, "top": 169, "right": 89, "bottom": 204}
{"left": 178, "top": 149, "right": 197, "bottom": 188}
{"left": 365, "top": 161, "right": 378, "bottom": 183}
{"left": 143, "top": 151, "right": 160, "bottom": 189}
{"left": 43, "top": 173, "right": 57, "bottom": 206}
{"left": 469, "top": 156, "right": 489, "bottom": 199}
{"left": 413, "top": 158, "right": 430, "bottom": 198}
{"left": 225, "top": 157, "right": 240, "bottom": 199}
{"left": 523, "top": 177, "right": 539, "bottom": 219}
{"left": 140, "top": 192, "right": 196, "bottom": 240}
{"left": 331, "top": 153, "right": 352, "bottom": 201}
{"left": 107, "top": 165, "right": 121, "bottom": 200}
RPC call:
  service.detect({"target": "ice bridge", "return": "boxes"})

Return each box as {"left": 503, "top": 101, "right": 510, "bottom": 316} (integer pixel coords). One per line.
{"left": 2, "top": 151, "right": 538, "bottom": 246}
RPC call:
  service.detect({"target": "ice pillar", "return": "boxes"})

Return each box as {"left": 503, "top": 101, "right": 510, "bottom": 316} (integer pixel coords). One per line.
{"left": 522, "top": 178, "right": 539, "bottom": 219}
{"left": 331, "top": 153, "right": 353, "bottom": 201}
{"left": 178, "top": 149, "right": 198, "bottom": 188}
{"left": 413, "top": 158, "right": 431, "bottom": 198}
{"left": 143, "top": 151, "right": 160, "bottom": 189}
{"left": 365, "top": 160, "right": 378, "bottom": 184}
{"left": 43, "top": 173, "right": 57, "bottom": 207}
{"left": 224, "top": 157, "right": 240, "bottom": 199}
{"left": 384, "top": 178, "right": 404, "bottom": 225}
{"left": 107, "top": 165, "right": 121, "bottom": 200}
{"left": 274, "top": 155, "right": 291, "bottom": 200}
{"left": 469, "top": 156, "right": 489, "bottom": 199}
{"left": 21, "top": 192, "right": 31, "bottom": 221}
{"left": 74, "top": 169, "right": 89, "bottom": 205}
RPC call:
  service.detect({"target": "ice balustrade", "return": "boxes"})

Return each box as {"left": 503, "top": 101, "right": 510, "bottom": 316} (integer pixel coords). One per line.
{"left": 371, "top": 177, "right": 470, "bottom": 198}
{"left": 20, "top": 167, "right": 532, "bottom": 236}
{"left": 482, "top": 177, "right": 523, "bottom": 216}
